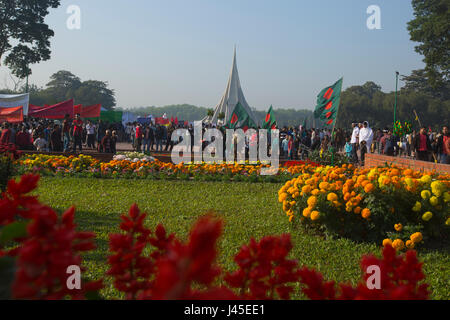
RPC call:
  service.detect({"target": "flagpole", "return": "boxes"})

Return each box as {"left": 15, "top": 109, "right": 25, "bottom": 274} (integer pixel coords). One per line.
{"left": 330, "top": 77, "right": 343, "bottom": 166}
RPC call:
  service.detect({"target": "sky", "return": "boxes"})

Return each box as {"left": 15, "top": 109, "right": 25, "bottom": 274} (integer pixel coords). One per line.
{"left": 0, "top": 0, "right": 424, "bottom": 111}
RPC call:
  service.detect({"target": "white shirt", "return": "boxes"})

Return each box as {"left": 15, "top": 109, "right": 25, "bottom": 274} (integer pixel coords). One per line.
{"left": 351, "top": 127, "right": 360, "bottom": 144}
{"left": 86, "top": 124, "right": 95, "bottom": 135}
{"left": 359, "top": 127, "right": 373, "bottom": 146}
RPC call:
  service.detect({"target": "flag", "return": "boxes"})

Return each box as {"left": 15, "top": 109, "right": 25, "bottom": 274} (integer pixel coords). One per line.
{"left": 175, "top": 117, "right": 179, "bottom": 125}
{"left": 314, "top": 78, "right": 343, "bottom": 127}
{"left": 156, "top": 117, "right": 170, "bottom": 125}
{"left": 262, "top": 105, "right": 276, "bottom": 129}
{"left": 226, "top": 102, "right": 257, "bottom": 130}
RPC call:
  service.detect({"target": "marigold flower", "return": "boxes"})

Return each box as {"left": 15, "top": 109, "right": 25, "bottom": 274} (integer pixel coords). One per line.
{"left": 382, "top": 239, "right": 392, "bottom": 247}
{"left": 410, "top": 232, "right": 423, "bottom": 244}
{"left": 361, "top": 208, "right": 371, "bottom": 219}
{"left": 364, "top": 183, "right": 374, "bottom": 193}
{"left": 429, "top": 196, "right": 439, "bottom": 207}
{"left": 406, "top": 240, "right": 415, "bottom": 249}
{"left": 394, "top": 223, "right": 403, "bottom": 232}
{"left": 392, "top": 239, "right": 405, "bottom": 251}
{"left": 422, "top": 211, "right": 433, "bottom": 222}
{"left": 412, "top": 202, "right": 422, "bottom": 212}
{"left": 307, "top": 196, "right": 317, "bottom": 208}
{"left": 421, "top": 190, "right": 431, "bottom": 200}
{"left": 327, "top": 193, "right": 338, "bottom": 202}
{"left": 310, "top": 211, "right": 320, "bottom": 221}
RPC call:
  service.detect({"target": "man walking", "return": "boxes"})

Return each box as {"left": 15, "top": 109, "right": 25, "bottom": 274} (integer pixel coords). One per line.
{"left": 350, "top": 123, "right": 359, "bottom": 163}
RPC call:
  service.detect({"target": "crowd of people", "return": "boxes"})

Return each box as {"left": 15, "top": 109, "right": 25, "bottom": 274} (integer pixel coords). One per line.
{"left": 0, "top": 114, "right": 126, "bottom": 154}
{"left": 1, "top": 116, "right": 448, "bottom": 166}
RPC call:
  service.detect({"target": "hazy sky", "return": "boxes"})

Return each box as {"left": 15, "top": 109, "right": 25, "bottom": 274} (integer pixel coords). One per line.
{"left": 1, "top": 0, "right": 424, "bottom": 111}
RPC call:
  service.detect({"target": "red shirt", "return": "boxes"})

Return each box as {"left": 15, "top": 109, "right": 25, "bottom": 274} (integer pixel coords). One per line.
{"left": 444, "top": 135, "right": 450, "bottom": 155}
{"left": 73, "top": 119, "right": 83, "bottom": 136}
{"left": 419, "top": 134, "right": 427, "bottom": 152}
{"left": 135, "top": 126, "right": 142, "bottom": 139}
{"left": 0, "top": 129, "right": 11, "bottom": 144}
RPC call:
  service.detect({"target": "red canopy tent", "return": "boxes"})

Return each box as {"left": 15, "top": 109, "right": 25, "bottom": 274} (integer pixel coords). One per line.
{"left": 0, "top": 106, "right": 24, "bottom": 123}
{"left": 28, "top": 99, "right": 74, "bottom": 119}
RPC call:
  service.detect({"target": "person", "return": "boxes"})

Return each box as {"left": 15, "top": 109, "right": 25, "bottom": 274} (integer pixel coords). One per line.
{"left": 281, "top": 136, "right": 289, "bottom": 158}
{"left": 359, "top": 121, "right": 373, "bottom": 165}
{"left": 62, "top": 114, "right": 71, "bottom": 152}
{"left": 15, "top": 126, "right": 33, "bottom": 150}
{"left": 0, "top": 123, "right": 11, "bottom": 144}
{"left": 86, "top": 120, "right": 96, "bottom": 149}
{"left": 344, "top": 137, "right": 352, "bottom": 159}
{"left": 50, "top": 124, "right": 63, "bottom": 152}
{"left": 155, "top": 125, "right": 163, "bottom": 152}
{"left": 436, "top": 126, "right": 449, "bottom": 164}
{"left": 350, "top": 123, "right": 359, "bottom": 163}
{"left": 135, "top": 123, "right": 143, "bottom": 152}
{"left": 413, "top": 127, "right": 431, "bottom": 162}
{"left": 101, "top": 130, "right": 113, "bottom": 153}
{"left": 72, "top": 114, "right": 83, "bottom": 153}
{"left": 287, "top": 135, "right": 294, "bottom": 160}
{"left": 111, "top": 130, "right": 118, "bottom": 154}
{"left": 33, "top": 133, "right": 48, "bottom": 151}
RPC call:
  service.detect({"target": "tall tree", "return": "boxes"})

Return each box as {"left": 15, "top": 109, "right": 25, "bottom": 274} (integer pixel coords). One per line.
{"left": 0, "top": 0, "right": 61, "bottom": 79}
{"left": 74, "top": 80, "right": 116, "bottom": 110}
{"left": 407, "top": 0, "right": 450, "bottom": 87}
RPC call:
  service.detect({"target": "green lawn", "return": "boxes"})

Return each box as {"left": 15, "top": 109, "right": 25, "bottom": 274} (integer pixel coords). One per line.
{"left": 34, "top": 177, "right": 450, "bottom": 300}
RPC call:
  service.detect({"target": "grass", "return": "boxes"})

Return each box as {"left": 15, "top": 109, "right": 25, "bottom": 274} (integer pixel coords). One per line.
{"left": 34, "top": 177, "right": 450, "bottom": 300}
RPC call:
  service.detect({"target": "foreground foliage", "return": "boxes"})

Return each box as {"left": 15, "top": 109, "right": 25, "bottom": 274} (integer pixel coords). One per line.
{"left": 0, "top": 175, "right": 431, "bottom": 299}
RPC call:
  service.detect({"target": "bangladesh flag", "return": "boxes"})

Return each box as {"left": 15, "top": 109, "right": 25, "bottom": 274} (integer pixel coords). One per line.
{"left": 314, "top": 78, "right": 343, "bottom": 127}
{"left": 226, "top": 102, "right": 257, "bottom": 130}
{"left": 262, "top": 105, "right": 277, "bottom": 129}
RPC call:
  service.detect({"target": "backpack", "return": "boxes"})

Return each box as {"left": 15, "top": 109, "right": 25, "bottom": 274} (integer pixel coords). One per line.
{"left": 384, "top": 136, "right": 394, "bottom": 155}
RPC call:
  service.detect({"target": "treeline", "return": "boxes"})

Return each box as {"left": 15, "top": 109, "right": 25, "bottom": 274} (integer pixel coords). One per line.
{"left": 121, "top": 104, "right": 315, "bottom": 128}
{"left": 337, "top": 71, "right": 449, "bottom": 130}
{"left": 0, "top": 70, "right": 116, "bottom": 110}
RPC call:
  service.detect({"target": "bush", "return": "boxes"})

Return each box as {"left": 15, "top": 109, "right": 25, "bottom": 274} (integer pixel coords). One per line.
{"left": 278, "top": 164, "right": 449, "bottom": 247}
{"left": 308, "top": 149, "right": 350, "bottom": 166}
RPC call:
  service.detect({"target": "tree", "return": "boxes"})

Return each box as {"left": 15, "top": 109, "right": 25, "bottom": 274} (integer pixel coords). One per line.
{"left": 407, "top": 0, "right": 450, "bottom": 87}
{"left": 0, "top": 0, "right": 61, "bottom": 78}
{"left": 74, "top": 80, "right": 116, "bottom": 110}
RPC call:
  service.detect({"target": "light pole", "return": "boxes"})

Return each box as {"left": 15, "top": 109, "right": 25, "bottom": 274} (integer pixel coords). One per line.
{"left": 394, "top": 71, "right": 399, "bottom": 127}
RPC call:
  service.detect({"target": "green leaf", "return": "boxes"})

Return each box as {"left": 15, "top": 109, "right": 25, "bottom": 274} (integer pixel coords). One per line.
{"left": 0, "top": 221, "right": 29, "bottom": 245}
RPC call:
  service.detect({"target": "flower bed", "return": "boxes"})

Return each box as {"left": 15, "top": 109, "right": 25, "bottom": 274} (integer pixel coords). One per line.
{"left": 0, "top": 174, "right": 431, "bottom": 300}
{"left": 279, "top": 164, "right": 449, "bottom": 248}
{"left": 17, "top": 154, "right": 320, "bottom": 183}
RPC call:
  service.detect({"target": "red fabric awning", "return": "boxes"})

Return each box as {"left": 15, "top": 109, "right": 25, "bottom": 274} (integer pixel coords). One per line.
{"left": 28, "top": 99, "right": 74, "bottom": 119}
{"left": 0, "top": 106, "right": 24, "bottom": 123}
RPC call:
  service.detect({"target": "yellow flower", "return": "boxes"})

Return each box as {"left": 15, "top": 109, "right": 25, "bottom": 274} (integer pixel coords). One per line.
{"left": 422, "top": 211, "right": 433, "bottom": 221}
{"left": 311, "top": 189, "right": 320, "bottom": 196}
{"left": 429, "top": 196, "right": 439, "bottom": 206}
{"left": 327, "top": 193, "right": 338, "bottom": 202}
{"left": 382, "top": 239, "right": 392, "bottom": 247}
{"left": 421, "top": 190, "right": 431, "bottom": 200}
{"left": 431, "top": 181, "right": 445, "bottom": 197}
{"left": 394, "top": 223, "right": 403, "bottom": 232}
{"left": 301, "top": 185, "right": 311, "bottom": 194}
{"left": 392, "top": 239, "right": 405, "bottom": 251}
{"left": 412, "top": 202, "right": 422, "bottom": 212}
{"left": 446, "top": 218, "right": 450, "bottom": 226}
{"left": 310, "top": 211, "right": 320, "bottom": 221}
{"left": 420, "top": 175, "right": 432, "bottom": 184}
{"left": 444, "top": 192, "right": 450, "bottom": 203}
{"left": 410, "top": 232, "right": 423, "bottom": 244}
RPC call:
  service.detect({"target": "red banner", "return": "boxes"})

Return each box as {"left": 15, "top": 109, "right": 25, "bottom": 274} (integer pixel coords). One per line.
{"left": 0, "top": 106, "right": 24, "bottom": 123}
{"left": 29, "top": 99, "right": 74, "bottom": 119}
{"left": 155, "top": 117, "right": 170, "bottom": 125}
{"left": 81, "top": 104, "right": 101, "bottom": 118}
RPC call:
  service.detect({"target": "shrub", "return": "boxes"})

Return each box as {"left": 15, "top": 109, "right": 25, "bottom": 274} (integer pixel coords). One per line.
{"left": 278, "top": 164, "right": 449, "bottom": 247}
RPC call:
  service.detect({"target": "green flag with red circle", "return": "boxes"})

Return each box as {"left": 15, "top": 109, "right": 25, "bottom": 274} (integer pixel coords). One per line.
{"left": 262, "top": 105, "right": 277, "bottom": 130}
{"left": 314, "top": 78, "right": 343, "bottom": 127}
{"left": 226, "top": 102, "right": 257, "bottom": 130}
